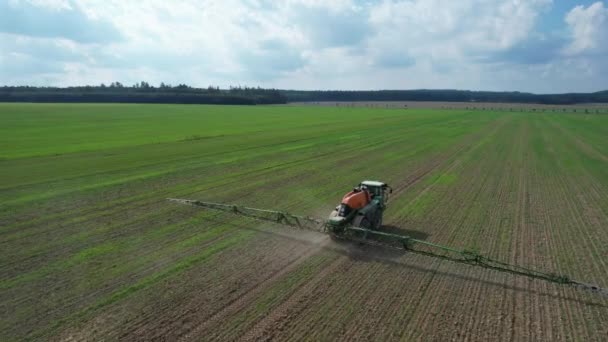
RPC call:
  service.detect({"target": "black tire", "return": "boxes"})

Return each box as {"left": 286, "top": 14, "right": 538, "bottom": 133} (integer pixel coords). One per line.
{"left": 374, "top": 215, "right": 383, "bottom": 230}
{"left": 360, "top": 218, "right": 372, "bottom": 229}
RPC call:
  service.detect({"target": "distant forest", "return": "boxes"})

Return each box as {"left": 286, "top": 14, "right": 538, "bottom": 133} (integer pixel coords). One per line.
{"left": 0, "top": 83, "right": 287, "bottom": 105}
{"left": 285, "top": 89, "right": 608, "bottom": 105}
{"left": 2, "top": 83, "right": 608, "bottom": 105}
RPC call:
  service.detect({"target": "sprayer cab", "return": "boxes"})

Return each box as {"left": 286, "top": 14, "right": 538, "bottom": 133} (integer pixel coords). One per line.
{"left": 328, "top": 180, "right": 392, "bottom": 231}
{"left": 359, "top": 180, "right": 392, "bottom": 206}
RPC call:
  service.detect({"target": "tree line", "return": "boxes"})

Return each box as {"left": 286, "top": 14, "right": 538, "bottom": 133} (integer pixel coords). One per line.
{"left": 0, "top": 83, "right": 287, "bottom": 105}
{"left": 283, "top": 89, "right": 608, "bottom": 105}
{"left": 1, "top": 83, "right": 607, "bottom": 105}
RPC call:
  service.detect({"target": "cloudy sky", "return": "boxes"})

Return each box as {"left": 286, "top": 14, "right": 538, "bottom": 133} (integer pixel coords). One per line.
{"left": 1, "top": 0, "right": 607, "bottom": 93}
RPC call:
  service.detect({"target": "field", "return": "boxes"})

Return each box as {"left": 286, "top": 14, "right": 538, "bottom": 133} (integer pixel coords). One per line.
{"left": 1, "top": 103, "right": 608, "bottom": 341}
{"left": 289, "top": 100, "right": 608, "bottom": 113}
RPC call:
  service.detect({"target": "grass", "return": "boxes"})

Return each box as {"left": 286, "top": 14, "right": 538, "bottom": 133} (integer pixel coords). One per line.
{"left": 1, "top": 103, "right": 608, "bottom": 340}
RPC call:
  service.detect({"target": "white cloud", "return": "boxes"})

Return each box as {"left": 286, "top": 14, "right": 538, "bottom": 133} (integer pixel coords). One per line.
{"left": 369, "top": 0, "right": 551, "bottom": 50}
{"left": 364, "top": 0, "right": 553, "bottom": 77}
{"left": 0, "top": 0, "right": 607, "bottom": 92}
{"left": 13, "top": 0, "right": 73, "bottom": 10}
{"left": 563, "top": 1, "right": 608, "bottom": 55}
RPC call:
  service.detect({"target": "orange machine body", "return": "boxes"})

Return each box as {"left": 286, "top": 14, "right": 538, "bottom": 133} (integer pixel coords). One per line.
{"left": 341, "top": 190, "right": 371, "bottom": 210}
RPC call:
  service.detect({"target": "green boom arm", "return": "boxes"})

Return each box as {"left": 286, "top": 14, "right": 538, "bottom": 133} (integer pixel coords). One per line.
{"left": 168, "top": 198, "right": 608, "bottom": 298}
{"left": 167, "top": 198, "right": 325, "bottom": 231}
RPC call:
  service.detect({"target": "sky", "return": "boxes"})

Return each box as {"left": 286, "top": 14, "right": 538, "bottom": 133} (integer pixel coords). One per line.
{"left": 0, "top": 0, "right": 607, "bottom": 93}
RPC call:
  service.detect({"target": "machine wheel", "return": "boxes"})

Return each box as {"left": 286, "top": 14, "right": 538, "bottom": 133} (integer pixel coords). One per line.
{"left": 373, "top": 215, "right": 382, "bottom": 230}
{"left": 352, "top": 214, "right": 364, "bottom": 227}
{"left": 360, "top": 217, "right": 372, "bottom": 229}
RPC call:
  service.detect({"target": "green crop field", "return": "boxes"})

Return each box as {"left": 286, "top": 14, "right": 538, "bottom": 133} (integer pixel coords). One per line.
{"left": 1, "top": 103, "right": 608, "bottom": 341}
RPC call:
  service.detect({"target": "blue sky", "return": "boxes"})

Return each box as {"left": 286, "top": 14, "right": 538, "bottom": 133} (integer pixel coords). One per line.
{"left": 0, "top": 0, "right": 607, "bottom": 93}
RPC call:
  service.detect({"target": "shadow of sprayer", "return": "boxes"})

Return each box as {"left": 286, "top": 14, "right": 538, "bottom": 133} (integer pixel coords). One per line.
{"left": 167, "top": 198, "right": 608, "bottom": 302}
{"left": 200, "top": 215, "right": 608, "bottom": 308}
{"left": 380, "top": 224, "right": 430, "bottom": 240}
